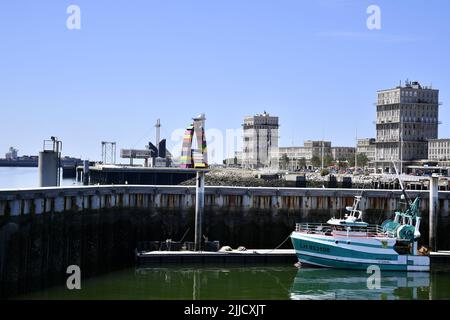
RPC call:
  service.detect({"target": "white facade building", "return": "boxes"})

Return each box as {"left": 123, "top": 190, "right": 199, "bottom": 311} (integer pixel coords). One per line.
{"left": 242, "top": 112, "right": 279, "bottom": 169}
{"left": 428, "top": 139, "right": 450, "bottom": 161}
{"left": 357, "top": 138, "right": 376, "bottom": 161}
{"left": 331, "top": 147, "right": 355, "bottom": 161}
{"left": 278, "top": 141, "right": 332, "bottom": 171}
{"left": 375, "top": 80, "right": 439, "bottom": 172}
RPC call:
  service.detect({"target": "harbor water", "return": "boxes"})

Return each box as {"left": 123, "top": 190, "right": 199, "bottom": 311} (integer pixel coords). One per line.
{"left": 14, "top": 265, "right": 450, "bottom": 300}
{"left": 0, "top": 167, "right": 80, "bottom": 189}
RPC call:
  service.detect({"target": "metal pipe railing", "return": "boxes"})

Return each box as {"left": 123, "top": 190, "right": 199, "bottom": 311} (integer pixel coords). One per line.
{"left": 294, "top": 223, "right": 393, "bottom": 238}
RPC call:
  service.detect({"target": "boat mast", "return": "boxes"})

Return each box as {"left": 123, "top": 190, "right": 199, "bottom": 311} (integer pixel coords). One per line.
{"left": 392, "top": 161, "right": 412, "bottom": 210}
{"left": 355, "top": 128, "right": 358, "bottom": 172}
{"left": 400, "top": 125, "right": 403, "bottom": 175}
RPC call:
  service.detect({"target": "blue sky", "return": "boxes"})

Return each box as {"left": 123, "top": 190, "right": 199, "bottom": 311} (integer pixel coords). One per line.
{"left": 1, "top": 0, "right": 449, "bottom": 163}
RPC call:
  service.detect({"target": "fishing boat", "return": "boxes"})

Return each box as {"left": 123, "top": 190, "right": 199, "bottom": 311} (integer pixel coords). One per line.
{"left": 290, "top": 172, "right": 430, "bottom": 271}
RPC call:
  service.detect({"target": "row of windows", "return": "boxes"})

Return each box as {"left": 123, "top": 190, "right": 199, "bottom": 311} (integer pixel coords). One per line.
{"left": 429, "top": 142, "right": 450, "bottom": 148}
{"left": 429, "top": 149, "right": 450, "bottom": 155}
{"left": 379, "top": 90, "right": 438, "bottom": 99}
{"left": 378, "top": 104, "right": 437, "bottom": 110}
{"left": 378, "top": 108, "right": 437, "bottom": 116}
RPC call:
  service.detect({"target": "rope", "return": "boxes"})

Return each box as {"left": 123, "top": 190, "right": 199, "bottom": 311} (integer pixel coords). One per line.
{"left": 179, "top": 228, "right": 191, "bottom": 243}
{"left": 257, "top": 233, "right": 293, "bottom": 255}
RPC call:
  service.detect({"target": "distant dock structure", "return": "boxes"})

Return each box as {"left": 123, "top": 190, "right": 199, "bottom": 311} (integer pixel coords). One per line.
{"left": 89, "top": 166, "right": 198, "bottom": 185}
{"left": 86, "top": 116, "right": 208, "bottom": 185}
{"left": 120, "top": 119, "right": 172, "bottom": 167}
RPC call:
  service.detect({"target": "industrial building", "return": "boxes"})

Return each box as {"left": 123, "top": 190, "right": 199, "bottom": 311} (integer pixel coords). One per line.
{"left": 242, "top": 111, "right": 279, "bottom": 169}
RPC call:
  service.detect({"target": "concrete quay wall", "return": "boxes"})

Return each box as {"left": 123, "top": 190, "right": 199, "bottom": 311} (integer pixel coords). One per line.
{"left": 0, "top": 185, "right": 449, "bottom": 217}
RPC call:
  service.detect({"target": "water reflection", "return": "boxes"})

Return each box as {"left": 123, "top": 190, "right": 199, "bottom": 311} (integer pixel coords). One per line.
{"left": 134, "top": 266, "right": 296, "bottom": 300}
{"left": 14, "top": 264, "right": 450, "bottom": 300}
{"left": 290, "top": 268, "right": 431, "bottom": 300}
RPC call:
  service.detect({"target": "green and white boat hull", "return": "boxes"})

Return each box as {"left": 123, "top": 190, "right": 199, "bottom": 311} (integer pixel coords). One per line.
{"left": 291, "top": 231, "right": 429, "bottom": 272}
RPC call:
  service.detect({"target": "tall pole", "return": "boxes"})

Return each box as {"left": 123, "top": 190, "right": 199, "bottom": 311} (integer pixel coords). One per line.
{"left": 55, "top": 138, "right": 61, "bottom": 187}
{"left": 195, "top": 171, "right": 205, "bottom": 251}
{"left": 155, "top": 119, "right": 161, "bottom": 146}
{"left": 429, "top": 174, "right": 438, "bottom": 251}
{"left": 355, "top": 129, "right": 358, "bottom": 172}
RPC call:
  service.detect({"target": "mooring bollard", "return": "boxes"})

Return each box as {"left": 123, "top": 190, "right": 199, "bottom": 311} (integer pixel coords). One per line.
{"left": 83, "top": 160, "right": 90, "bottom": 186}
{"left": 39, "top": 137, "right": 62, "bottom": 187}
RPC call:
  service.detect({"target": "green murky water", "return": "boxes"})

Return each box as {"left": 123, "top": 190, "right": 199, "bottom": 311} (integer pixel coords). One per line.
{"left": 15, "top": 265, "right": 450, "bottom": 300}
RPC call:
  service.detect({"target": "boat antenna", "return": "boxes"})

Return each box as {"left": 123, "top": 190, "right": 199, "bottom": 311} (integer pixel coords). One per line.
{"left": 392, "top": 161, "right": 412, "bottom": 210}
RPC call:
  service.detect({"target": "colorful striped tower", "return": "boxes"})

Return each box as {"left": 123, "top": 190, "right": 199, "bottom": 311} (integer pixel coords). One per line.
{"left": 180, "top": 114, "right": 208, "bottom": 169}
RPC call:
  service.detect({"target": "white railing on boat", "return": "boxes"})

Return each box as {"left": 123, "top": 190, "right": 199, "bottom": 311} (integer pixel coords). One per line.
{"left": 294, "top": 223, "right": 392, "bottom": 238}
